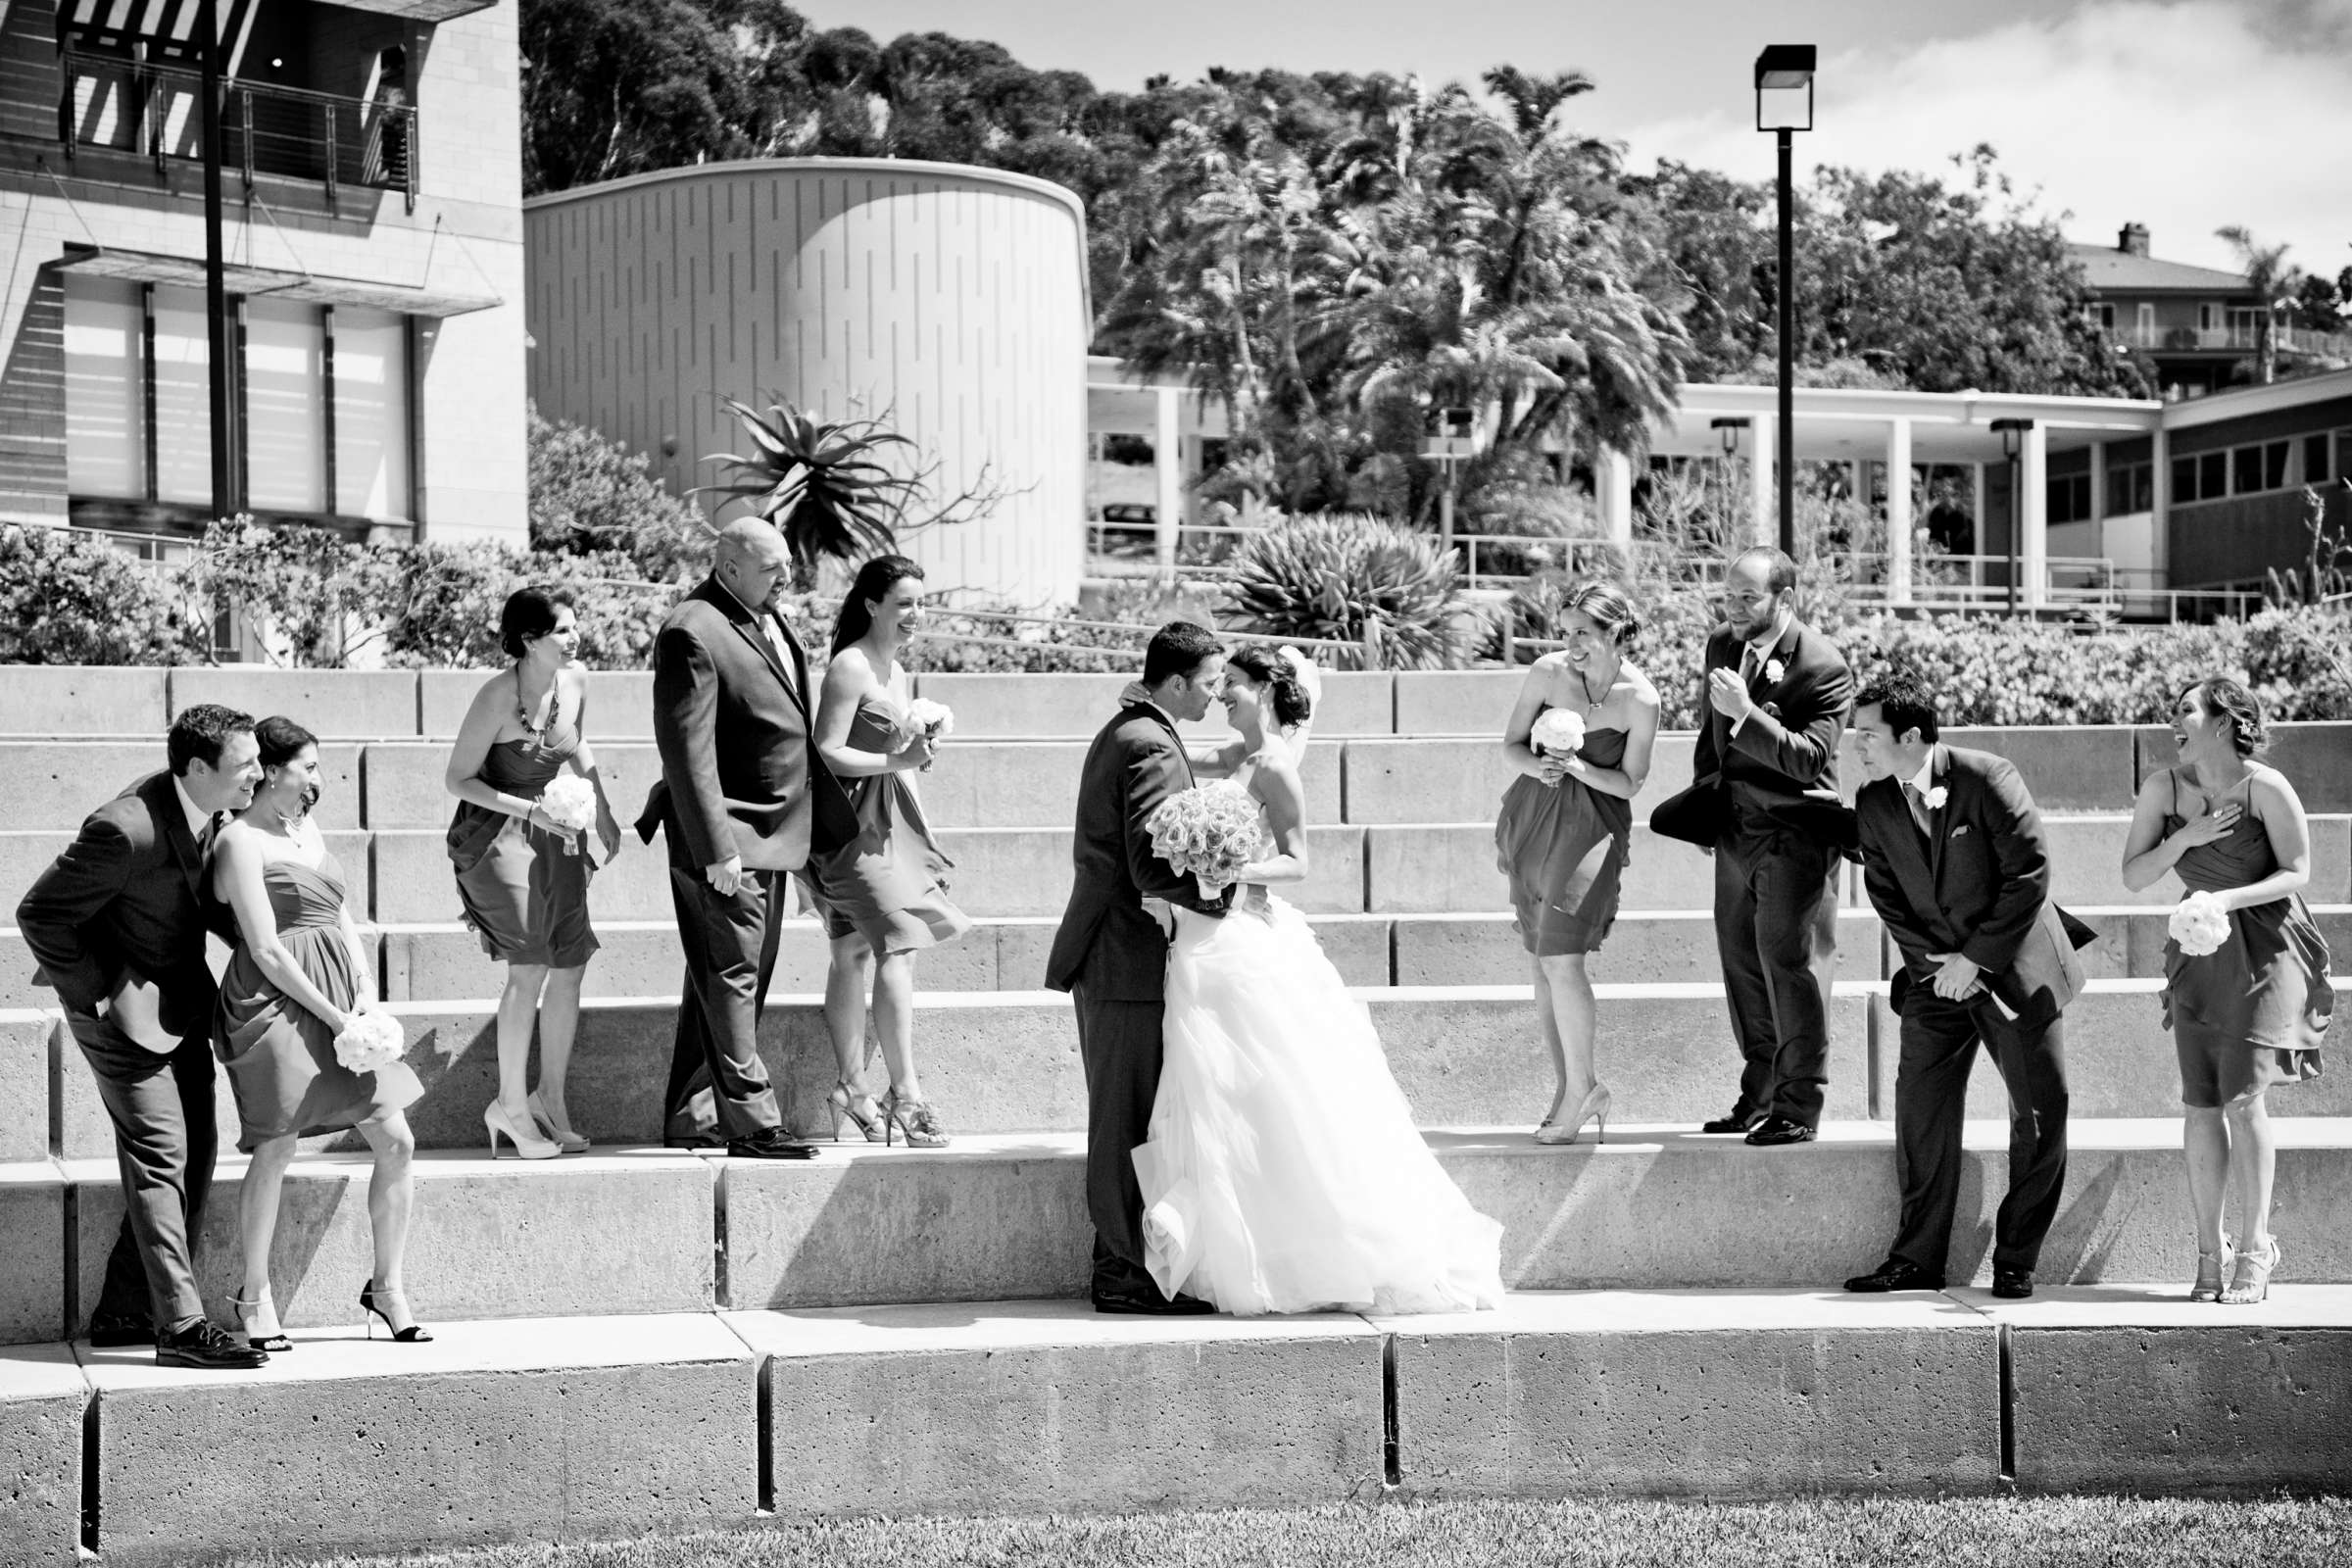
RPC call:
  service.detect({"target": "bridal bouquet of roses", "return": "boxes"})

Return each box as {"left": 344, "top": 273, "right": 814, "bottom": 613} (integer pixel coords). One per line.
{"left": 2168, "top": 891, "right": 2230, "bottom": 957}
{"left": 1531, "top": 707, "right": 1587, "bottom": 760}
{"left": 1145, "top": 780, "right": 1263, "bottom": 902}
{"left": 894, "top": 698, "right": 955, "bottom": 754}
{"left": 333, "top": 1009, "right": 405, "bottom": 1075}
{"left": 537, "top": 774, "right": 598, "bottom": 857}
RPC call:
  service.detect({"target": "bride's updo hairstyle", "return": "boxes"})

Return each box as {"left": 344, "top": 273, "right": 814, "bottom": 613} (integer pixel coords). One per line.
{"left": 1228, "top": 645, "right": 1312, "bottom": 729}
{"left": 2183, "top": 676, "right": 2268, "bottom": 758}
{"left": 1562, "top": 579, "right": 1643, "bottom": 648}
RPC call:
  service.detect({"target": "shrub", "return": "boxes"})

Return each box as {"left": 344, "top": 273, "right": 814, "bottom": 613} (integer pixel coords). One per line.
{"left": 0, "top": 523, "right": 211, "bottom": 664}
{"left": 528, "top": 405, "right": 710, "bottom": 582}
{"left": 1222, "top": 514, "right": 1466, "bottom": 670}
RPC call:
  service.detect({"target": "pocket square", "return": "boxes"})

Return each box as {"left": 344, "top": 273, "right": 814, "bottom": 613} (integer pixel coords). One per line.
{"left": 1949, "top": 824, "right": 1972, "bottom": 838}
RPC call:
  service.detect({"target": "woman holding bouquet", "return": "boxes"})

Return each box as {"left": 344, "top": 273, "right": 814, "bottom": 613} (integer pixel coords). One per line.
{"left": 213, "top": 717, "right": 428, "bottom": 1347}
{"left": 1494, "top": 580, "right": 1660, "bottom": 1145}
{"left": 2122, "top": 678, "right": 2330, "bottom": 1304}
{"left": 1133, "top": 644, "right": 1504, "bottom": 1316}
{"left": 444, "top": 588, "right": 621, "bottom": 1161}
{"left": 808, "top": 555, "right": 970, "bottom": 1148}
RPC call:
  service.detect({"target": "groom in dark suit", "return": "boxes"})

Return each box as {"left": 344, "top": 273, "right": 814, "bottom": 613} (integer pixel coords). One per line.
{"left": 17, "top": 705, "right": 268, "bottom": 1367}
{"left": 1046, "top": 621, "right": 1232, "bottom": 1314}
{"left": 639, "top": 517, "right": 854, "bottom": 1158}
{"left": 1843, "top": 668, "right": 2087, "bottom": 1300}
{"left": 1682, "top": 547, "right": 1855, "bottom": 1146}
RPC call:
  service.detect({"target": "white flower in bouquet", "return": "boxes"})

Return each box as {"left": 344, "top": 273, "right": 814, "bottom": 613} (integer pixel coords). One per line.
{"left": 894, "top": 697, "right": 956, "bottom": 753}
{"left": 537, "top": 774, "right": 598, "bottom": 833}
{"left": 1530, "top": 707, "right": 1587, "bottom": 760}
{"left": 332, "top": 1009, "right": 405, "bottom": 1075}
{"left": 1145, "top": 780, "right": 1264, "bottom": 901}
{"left": 2169, "top": 891, "right": 2230, "bottom": 957}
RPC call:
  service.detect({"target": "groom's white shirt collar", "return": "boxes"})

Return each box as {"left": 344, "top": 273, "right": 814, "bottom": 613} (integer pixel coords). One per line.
{"left": 1904, "top": 746, "right": 1943, "bottom": 798}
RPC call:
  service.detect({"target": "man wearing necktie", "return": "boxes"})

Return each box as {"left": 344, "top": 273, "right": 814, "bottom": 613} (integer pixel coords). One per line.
{"left": 1844, "top": 669, "right": 2091, "bottom": 1299}
{"left": 17, "top": 705, "right": 270, "bottom": 1367}
{"left": 1683, "top": 547, "right": 1856, "bottom": 1146}
{"left": 638, "top": 518, "right": 856, "bottom": 1158}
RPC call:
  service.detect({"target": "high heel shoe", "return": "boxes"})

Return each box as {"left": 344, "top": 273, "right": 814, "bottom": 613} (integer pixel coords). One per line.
{"left": 525, "top": 1089, "right": 590, "bottom": 1153}
{"left": 484, "top": 1101, "right": 562, "bottom": 1160}
{"left": 826, "top": 1080, "right": 887, "bottom": 1143}
{"left": 360, "top": 1280, "right": 433, "bottom": 1344}
{"left": 880, "top": 1088, "right": 949, "bottom": 1149}
{"left": 2190, "top": 1237, "right": 2235, "bottom": 1302}
{"left": 2220, "top": 1236, "right": 2279, "bottom": 1305}
{"left": 229, "top": 1291, "right": 292, "bottom": 1353}
{"left": 1534, "top": 1084, "right": 1612, "bottom": 1147}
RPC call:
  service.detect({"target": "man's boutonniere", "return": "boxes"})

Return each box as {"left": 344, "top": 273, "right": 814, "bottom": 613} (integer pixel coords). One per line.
{"left": 1764, "top": 658, "right": 1786, "bottom": 684}
{"left": 1924, "top": 785, "right": 1949, "bottom": 810}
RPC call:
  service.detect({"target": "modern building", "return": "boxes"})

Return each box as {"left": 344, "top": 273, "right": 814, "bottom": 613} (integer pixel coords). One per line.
{"left": 524, "top": 158, "right": 1091, "bottom": 606}
{"left": 0, "top": 0, "right": 530, "bottom": 553}
{"left": 2073, "top": 223, "right": 2352, "bottom": 401}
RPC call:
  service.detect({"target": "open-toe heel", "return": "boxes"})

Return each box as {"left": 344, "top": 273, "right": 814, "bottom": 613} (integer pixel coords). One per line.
{"left": 826, "top": 1080, "right": 887, "bottom": 1143}
{"left": 229, "top": 1292, "right": 292, "bottom": 1353}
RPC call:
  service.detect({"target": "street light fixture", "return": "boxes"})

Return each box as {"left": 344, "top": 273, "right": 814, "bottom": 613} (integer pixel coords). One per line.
{"left": 1756, "top": 44, "right": 1815, "bottom": 561}
{"left": 1711, "top": 417, "right": 1750, "bottom": 542}
{"left": 1991, "top": 417, "right": 2034, "bottom": 614}
{"left": 1420, "top": 406, "right": 1476, "bottom": 556}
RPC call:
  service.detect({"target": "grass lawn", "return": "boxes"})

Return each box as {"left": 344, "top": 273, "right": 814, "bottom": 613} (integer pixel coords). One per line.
{"left": 230, "top": 1494, "right": 2352, "bottom": 1568}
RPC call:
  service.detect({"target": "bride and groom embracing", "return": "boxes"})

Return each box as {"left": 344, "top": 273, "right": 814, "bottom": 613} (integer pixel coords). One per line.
{"left": 1045, "top": 622, "right": 1505, "bottom": 1318}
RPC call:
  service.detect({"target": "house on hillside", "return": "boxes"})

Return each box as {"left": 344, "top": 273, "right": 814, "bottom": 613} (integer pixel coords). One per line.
{"left": 0, "top": 0, "right": 530, "bottom": 557}
{"left": 2073, "top": 223, "right": 2352, "bottom": 401}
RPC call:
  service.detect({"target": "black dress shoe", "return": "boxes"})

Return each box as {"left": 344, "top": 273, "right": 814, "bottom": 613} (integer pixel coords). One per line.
{"left": 1699, "top": 1107, "right": 1764, "bottom": 1135}
{"left": 725, "top": 1128, "right": 819, "bottom": 1160}
{"left": 155, "top": 1319, "right": 270, "bottom": 1370}
{"left": 1991, "top": 1267, "right": 2034, "bottom": 1299}
{"left": 1092, "top": 1285, "right": 1216, "bottom": 1316}
{"left": 1744, "top": 1114, "right": 1817, "bottom": 1146}
{"left": 1844, "top": 1258, "right": 1946, "bottom": 1293}
{"left": 86, "top": 1313, "right": 153, "bottom": 1348}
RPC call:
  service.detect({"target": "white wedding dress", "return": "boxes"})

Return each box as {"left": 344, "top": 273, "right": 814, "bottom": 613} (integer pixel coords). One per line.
{"left": 1133, "top": 775, "right": 1505, "bottom": 1317}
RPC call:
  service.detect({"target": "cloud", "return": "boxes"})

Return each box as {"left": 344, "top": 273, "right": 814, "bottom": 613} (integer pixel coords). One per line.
{"left": 1623, "top": 0, "right": 2352, "bottom": 278}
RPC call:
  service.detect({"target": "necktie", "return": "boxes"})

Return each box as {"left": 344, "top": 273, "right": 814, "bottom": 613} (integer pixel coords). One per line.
{"left": 1739, "top": 645, "right": 1763, "bottom": 686}
{"left": 198, "top": 812, "right": 221, "bottom": 854}
{"left": 1902, "top": 781, "right": 1934, "bottom": 839}
{"left": 761, "top": 616, "right": 796, "bottom": 692}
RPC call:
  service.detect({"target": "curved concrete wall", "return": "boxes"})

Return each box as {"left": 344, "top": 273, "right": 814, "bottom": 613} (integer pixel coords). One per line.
{"left": 524, "top": 159, "right": 1090, "bottom": 605}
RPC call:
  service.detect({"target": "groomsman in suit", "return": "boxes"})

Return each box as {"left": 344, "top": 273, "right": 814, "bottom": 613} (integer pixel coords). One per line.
{"left": 1843, "top": 669, "right": 2087, "bottom": 1299}
{"left": 1046, "top": 622, "right": 1232, "bottom": 1314}
{"left": 1687, "top": 548, "right": 1855, "bottom": 1146}
{"left": 17, "top": 705, "right": 269, "bottom": 1367}
{"left": 639, "top": 517, "right": 854, "bottom": 1158}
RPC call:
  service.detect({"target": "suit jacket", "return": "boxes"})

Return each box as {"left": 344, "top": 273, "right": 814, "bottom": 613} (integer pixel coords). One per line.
{"left": 636, "top": 576, "right": 855, "bottom": 870}
{"left": 16, "top": 771, "right": 219, "bottom": 1040}
{"left": 1044, "top": 703, "right": 1229, "bottom": 1002}
{"left": 1688, "top": 616, "right": 1854, "bottom": 841}
{"left": 1855, "top": 744, "right": 2089, "bottom": 1028}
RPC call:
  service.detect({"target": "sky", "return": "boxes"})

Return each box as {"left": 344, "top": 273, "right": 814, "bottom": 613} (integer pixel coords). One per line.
{"left": 800, "top": 0, "right": 2352, "bottom": 280}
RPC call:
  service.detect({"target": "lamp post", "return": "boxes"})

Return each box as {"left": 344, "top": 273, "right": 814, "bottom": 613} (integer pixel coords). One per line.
{"left": 200, "top": 0, "right": 235, "bottom": 519}
{"left": 1710, "top": 416, "right": 1749, "bottom": 543}
{"left": 1420, "top": 405, "right": 1475, "bottom": 562}
{"left": 1755, "top": 44, "right": 1815, "bottom": 561}
{"left": 1992, "top": 417, "right": 2034, "bottom": 615}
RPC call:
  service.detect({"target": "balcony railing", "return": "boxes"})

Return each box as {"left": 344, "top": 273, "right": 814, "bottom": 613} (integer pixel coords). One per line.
{"left": 60, "top": 52, "right": 416, "bottom": 211}
{"left": 2107, "top": 321, "right": 2352, "bottom": 360}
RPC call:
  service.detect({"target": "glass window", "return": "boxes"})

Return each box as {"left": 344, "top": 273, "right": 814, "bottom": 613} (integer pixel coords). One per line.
{"left": 150, "top": 286, "right": 215, "bottom": 506}
{"left": 2231, "top": 446, "right": 2262, "bottom": 495}
{"left": 244, "top": 300, "right": 325, "bottom": 513}
{"left": 2106, "top": 462, "right": 2153, "bottom": 514}
{"left": 2172, "top": 455, "right": 2198, "bottom": 504}
{"left": 63, "top": 275, "right": 146, "bottom": 500}
{"left": 2198, "top": 451, "right": 2227, "bottom": 500}
{"left": 332, "top": 308, "right": 411, "bottom": 519}
{"left": 2305, "top": 433, "right": 2331, "bottom": 485}
{"left": 2263, "top": 441, "right": 2289, "bottom": 491}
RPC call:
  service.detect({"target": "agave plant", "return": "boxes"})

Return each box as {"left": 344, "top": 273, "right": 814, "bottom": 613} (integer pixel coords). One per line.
{"left": 1222, "top": 514, "right": 1466, "bottom": 670}
{"left": 694, "top": 398, "right": 925, "bottom": 586}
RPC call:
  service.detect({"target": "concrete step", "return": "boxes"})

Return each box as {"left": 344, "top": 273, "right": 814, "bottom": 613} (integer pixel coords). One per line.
{"left": 0, "top": 1162, "right": 66, "bottom": 1344}
{"left": 712, "top": 1121, "right": 2352, "bottom": 1309}
{"left": 7, "top": 1288, "right": 2348, "bottom": 1566}
{"left": 25, "top": 977, "right": 2352, "bottom": 1168}
{"left": 59, "top": 1150, "right": 715, "bottom": 1335}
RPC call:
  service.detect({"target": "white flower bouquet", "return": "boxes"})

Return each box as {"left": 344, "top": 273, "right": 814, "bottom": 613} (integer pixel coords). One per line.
{"left": 1145, "top": 780, "right": 1264, "bottom": 901}
{"left": 894, "top": 698, "right": 956, "bottom": 753}
{"left": 332, "top": 1009, "right": 405, "bottom": 1075}
{"left": 538, "top": 774, "right": 598, "bottom": 832}
{"left": 1531, "top": 707, "right": 1587, "bottom": 760}
{"left": 2168, "top": 891, "right": 2230, "bottom": 957}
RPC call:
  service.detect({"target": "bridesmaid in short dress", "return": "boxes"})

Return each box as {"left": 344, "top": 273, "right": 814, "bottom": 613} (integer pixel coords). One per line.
{"left": 808, "top": 555, "right": 970, "bottom": 1149}
{"left": 1494, "top": 580, "right": 1661, "bottom": 1146}
{"left": 213, "top": 716, "right": 428, "bottom": 1347}
{"left": 2123, "top": 677, "right": 2330, "bottom": 1305}
{"left": 445, "top": 589, "right": 622, "bottom": 1161}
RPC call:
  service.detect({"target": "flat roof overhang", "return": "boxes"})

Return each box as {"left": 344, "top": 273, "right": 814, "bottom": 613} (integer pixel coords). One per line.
{"left": 55, "top": 244, "right": 502, "bottom": 318}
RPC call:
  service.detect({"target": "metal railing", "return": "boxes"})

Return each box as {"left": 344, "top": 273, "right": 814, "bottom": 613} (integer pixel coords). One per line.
{"left": 60, "top": 50, "right": 417, "bottom": 208}
{"left": 2108, "top": 321, "right": 2352, "bottom": 360}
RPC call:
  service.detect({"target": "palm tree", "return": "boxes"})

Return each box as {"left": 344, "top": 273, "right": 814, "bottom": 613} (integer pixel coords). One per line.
{"left": 2216, "top": 225, "right": 2300, "bottom": 385}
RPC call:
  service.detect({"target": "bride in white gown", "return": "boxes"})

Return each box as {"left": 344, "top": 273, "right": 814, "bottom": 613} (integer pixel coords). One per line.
{"left": 1132, "top": 645, "right": 1505, "bottom": 1317}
